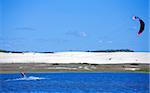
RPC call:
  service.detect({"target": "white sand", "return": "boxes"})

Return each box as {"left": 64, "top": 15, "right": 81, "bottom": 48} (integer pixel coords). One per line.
{"left": 0, "top": 52, "right": 149, "bottom": 64}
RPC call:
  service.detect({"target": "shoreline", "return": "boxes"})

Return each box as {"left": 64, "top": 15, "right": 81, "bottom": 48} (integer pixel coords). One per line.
{"left": 0, "top": 63, "right": 149, "bottom": 73}
{"left": 0, "top": 71, "right": 149, "bottom": 74}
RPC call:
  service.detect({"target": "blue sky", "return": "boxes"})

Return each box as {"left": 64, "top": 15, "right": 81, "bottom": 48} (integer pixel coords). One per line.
{"left": 0, "top": 0, "right": 149, "bottom": 52}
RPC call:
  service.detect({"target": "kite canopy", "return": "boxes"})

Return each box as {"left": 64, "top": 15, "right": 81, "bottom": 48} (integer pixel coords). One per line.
{"left": 132, "top": 16, "right": 145, "bottom": 35}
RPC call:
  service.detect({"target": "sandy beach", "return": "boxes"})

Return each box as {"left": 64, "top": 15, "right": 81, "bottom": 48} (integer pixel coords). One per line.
{"left": 0, "top": 52, "right": 149, "bottom": 64}
{"left": 0, "top": 52, "right": 149, "bottom": 73}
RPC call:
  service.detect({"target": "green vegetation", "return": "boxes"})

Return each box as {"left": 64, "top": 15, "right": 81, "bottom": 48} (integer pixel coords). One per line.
{"left": 0, "top": 49, "right": 8, "bottom": 52}
{"left": 86, "top": 49, "right": 134, "bottom": 52}
{"left": 0, "top": 49, "right": 134, "bottom": 53}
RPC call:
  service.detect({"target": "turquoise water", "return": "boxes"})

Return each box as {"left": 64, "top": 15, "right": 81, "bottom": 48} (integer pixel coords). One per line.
{"left": 0, "top": 72, "right": 149, "bottom": 93}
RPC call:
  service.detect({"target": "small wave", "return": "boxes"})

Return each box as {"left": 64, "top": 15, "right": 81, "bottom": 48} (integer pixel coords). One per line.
{"left": 6, "top": 76, "right": 46, "bottom": 81}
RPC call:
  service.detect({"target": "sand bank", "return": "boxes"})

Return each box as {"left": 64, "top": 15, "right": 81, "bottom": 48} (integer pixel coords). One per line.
{"left": 0, "top": 52, "right": 149, "bottom": 64}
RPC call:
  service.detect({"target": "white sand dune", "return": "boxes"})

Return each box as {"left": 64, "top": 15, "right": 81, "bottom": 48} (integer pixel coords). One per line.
{"left": 0, "top": 52, "right": 149, "bottom": 64}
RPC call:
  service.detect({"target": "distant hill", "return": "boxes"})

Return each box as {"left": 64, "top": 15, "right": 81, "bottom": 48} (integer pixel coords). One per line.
{"left": 0, "top": 49, "right": 23, "bottom": 53}
{"left": 0, "top": 49, "right": 8, "bottom": 52}
{"left": 86, "top": 49, "right": 134, "bottom": 52}
{"left": 0, "top": 49, "right": 134, "bottom": 53}
{"left": 0, "top": 49, "right": 54, "bottom": 53}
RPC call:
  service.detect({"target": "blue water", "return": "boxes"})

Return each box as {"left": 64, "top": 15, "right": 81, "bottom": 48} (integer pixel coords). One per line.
{"left": 0, "top": 72, "right": 149, "bottom": 93}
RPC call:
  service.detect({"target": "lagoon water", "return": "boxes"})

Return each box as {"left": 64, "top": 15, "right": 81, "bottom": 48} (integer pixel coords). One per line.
{"left": 0, "top": 73, "right": 149, "bottom": 93}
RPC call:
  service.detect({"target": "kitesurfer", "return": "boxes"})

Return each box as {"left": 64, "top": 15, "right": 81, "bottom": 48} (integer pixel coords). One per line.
{"left": 21, "top": 72, "right": 26, "bottom": 78}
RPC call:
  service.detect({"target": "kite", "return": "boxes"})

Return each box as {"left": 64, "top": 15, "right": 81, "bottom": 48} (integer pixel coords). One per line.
{"left": 132, "top": 16, "right": 145, "bottom": 35}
